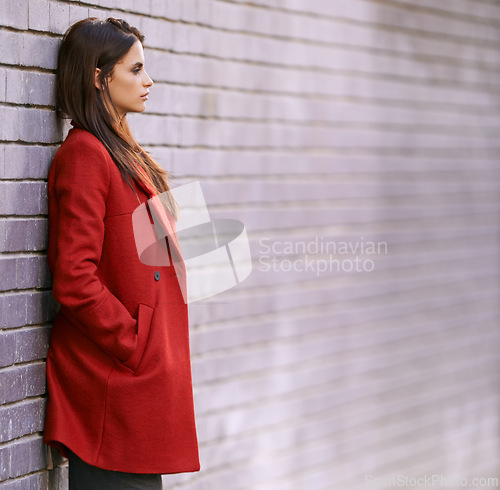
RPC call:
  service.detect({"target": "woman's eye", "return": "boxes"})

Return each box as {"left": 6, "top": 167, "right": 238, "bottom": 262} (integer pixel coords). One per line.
{"left": 133, "top": 68, "right": 141, "bottom": 74}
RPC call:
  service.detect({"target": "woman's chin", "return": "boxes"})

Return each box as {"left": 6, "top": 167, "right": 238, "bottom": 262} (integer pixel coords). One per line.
{"left": 125, "top": 106, "right": 147, "bottom": 115}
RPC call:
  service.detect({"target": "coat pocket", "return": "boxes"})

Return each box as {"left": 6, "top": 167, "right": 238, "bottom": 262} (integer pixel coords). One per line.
{"left": 121, "top": 303, "right": 154, "bottom": 372}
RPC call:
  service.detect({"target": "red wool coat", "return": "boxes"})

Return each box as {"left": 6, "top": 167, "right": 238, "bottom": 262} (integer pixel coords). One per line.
{"left": 43, "top": 121, "right": 200, "bottom": 474}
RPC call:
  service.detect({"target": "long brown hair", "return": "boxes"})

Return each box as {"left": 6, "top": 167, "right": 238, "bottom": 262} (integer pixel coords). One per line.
{"left": 55, "top": 17, "right": 178, "bottom": 219}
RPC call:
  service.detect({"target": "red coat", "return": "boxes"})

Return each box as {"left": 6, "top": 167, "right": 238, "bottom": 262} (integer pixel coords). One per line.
{"left": 43, "top": 121, "right": 200, "bottom": 474}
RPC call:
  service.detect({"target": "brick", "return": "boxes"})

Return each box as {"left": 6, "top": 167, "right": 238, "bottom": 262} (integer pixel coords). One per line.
{"left": 48, "top": 1, "right": 70, "bottom": 35}
{"left": 141, "top": 16, "right": 173, "bottom": 50}
{"left": 0, "top": 0, "right": 29, "bottom": 29}
{"left": 9, "top": 438, "right": 31, "bottom": 480}
{"left": 94, "top": 0, "right": 137, "bottom": 12}
{"left": 0, "top": 256, "right": 17, "bottom": 291}
{"left": 0, "top": 106, "right": 20, "bottom": 141}
{"left": 47, "top": 463, "right": 68, "bottom": 490}
{"left": 196, "top": 0, "right": 213, "bottom": 24}
{"left": 18, "top": 108, "right": 61, "bottom": 144}
{"left": 211, "top": 1, "right": 241, "bottom": 30}
{"left": 5, "top": 69, "right": 24, "bottom": 105}
{"left": 26, "top": 291, "right": 58, "bottom": 325}
{"left": 0, "top": 219, "right": 5, "bottom": 253}
{"left": 86, "top": 7, "right": 109, "bottom": 21}
{"left": 151, "top": 0, "right": 181, "bottom": 20}
{"left": 352, "top": 2, "right": 499, "bottom": 44}
{"left": 0, "top": 471, "right": 48, "bottom": 489}
{"left": 127, "top": 113, "right": 180, "bottom": 146}
{"left": 0, "top": 398, "right": 46, "bottom": 443}
{"left": 398, "top": 0, "right": 500, "bottom": 21}
{"left": 69, "top": 4, "right": 90, "bottom": 27}
{"left": 180, "top": 0, "right": 196, "bottom": 22}
{"left": 0, "top": 365, "right": 27, "bottom": 405}
{"left": 1, "top": 293, "right": 27, "bottom": 329}
{"left": 141, "top": 82, "right": 173, "bottom": 114}
{"left": 0, "top": 443, "right": 8, "bottom": 481}
{"left": 46, "top": 442, "right": 67, "bottom": 470}
{"left": 4, "top": 327, "right": 40, "bottom": 370}
{"left": 109, "top": 9, "right": 144, "bottom": 33}
{"left": 21, "top": 33, "right": 59, "bottom": 70}
{"left": 14, "top": 255, "right": 51, "bottom": 289}
{"left": 0, "top": 31, "right": 22, "bottom": 66}
{"left": 28, "top": 0, "right": 50, "bottom": 32}
{"left": 38, "top": 256, "right": 51, "bottom": 288}
{"left": 149, "top": 0, "right": 165, "bottom": 17}
{"left": 0, "top": 68, "right": 6, "bottom": 103}
{"left": 178, "top": 117, "right": 221, "bottom": 147}
{"left": 39, "top": 182, "right": 48, "bottom": 215}
{"left": 3, "top": 219, "right": 48, "bottom": 253}
{"left": 2, "top": 145, "right": 56, "bottom": 179}
{"left": 0, "top": 435, "right": 47, "bottom": 480}
{"left": 0, "top": 182, "right": 46, "bottom": 215}
{"left": 172, "top": 22, "right": 190, "bottom": 52}
{"left": 0, "top": 363, "right": 46, "bottom": 405}
{"left": 170, "top": 85, "right": 195, "bottom": 116}
{"left": 5, "top": 69, "right": 56, "bottom": 106}
{"left": 209, "top": 31, "right": 245, "bottom": 58}
{"left": 166, "top": 0, "right": 182, "bottom": 20}
{"left": 15, "top": 256, "right": 38, "bottom": 290}
{"left": 0, "top": 330, "right": 16, "bottom": 367}
{"left": 15, "top": 326, "right": 51, "bottom": 364}
{"left": 189, "top": 24, "right": 206, "bottom": 53}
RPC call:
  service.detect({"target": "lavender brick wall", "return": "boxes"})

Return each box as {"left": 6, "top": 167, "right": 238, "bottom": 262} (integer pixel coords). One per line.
{"left": 1, "top": 0, "right": 500, "bottom": 489}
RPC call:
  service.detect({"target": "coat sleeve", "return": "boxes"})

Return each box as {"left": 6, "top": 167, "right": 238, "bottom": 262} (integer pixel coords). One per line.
{"left": 48, "top": 136, "right": 138, "bottom": 364}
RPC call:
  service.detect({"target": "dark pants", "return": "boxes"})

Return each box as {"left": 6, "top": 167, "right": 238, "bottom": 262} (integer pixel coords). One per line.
{"left": 67, "top": 448, "right": 163, "bottom": 489}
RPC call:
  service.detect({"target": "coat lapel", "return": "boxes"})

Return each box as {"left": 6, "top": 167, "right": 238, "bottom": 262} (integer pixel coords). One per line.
{"left": 135, "top": 167, "right": 184, "bottom": 267}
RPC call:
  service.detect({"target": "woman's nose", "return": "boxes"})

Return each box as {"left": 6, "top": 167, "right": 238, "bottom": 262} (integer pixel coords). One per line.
{"left": 144, "top": 72, "right": 153, "bottom": 87}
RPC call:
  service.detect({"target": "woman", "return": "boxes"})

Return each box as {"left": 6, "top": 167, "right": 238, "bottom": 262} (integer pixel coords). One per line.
{"left": 43, "top": 17, "right": 200, "bottom": 488}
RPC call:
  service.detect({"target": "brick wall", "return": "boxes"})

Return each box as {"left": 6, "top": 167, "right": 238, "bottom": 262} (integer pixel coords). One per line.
{"left": 1, "top": 0, "right": 500, "bottom": 489}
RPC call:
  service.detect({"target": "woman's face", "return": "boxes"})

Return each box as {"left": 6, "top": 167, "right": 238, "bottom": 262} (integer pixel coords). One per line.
{"left": 96, "top": 40, "right": 153, "bottom": 118}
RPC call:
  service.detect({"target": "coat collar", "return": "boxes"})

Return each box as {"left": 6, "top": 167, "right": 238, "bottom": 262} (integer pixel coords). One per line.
{"left": 69, "top": 120, "right": 153, "bottom": 195}
{"left": 69, "top": 118, "right": 183, "bottom": 265}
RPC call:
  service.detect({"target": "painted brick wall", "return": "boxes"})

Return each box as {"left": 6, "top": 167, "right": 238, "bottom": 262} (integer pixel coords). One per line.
{"left": 1, "top": 0, "right": 500, "bottom": 489}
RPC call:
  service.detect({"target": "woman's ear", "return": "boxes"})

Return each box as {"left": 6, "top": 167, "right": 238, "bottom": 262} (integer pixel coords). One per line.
{"left": 94, "top": 67, "right": 101, "bottom": 90}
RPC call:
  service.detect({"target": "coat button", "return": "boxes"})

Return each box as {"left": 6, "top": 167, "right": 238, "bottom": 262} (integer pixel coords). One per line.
{"left": 154, "top": 271, "right": 161, "bottom": 281}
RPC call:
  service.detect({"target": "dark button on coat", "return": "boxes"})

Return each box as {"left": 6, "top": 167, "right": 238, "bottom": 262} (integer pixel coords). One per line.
{"left": 43, "top": 123, "right": 200, "bottom": 474}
